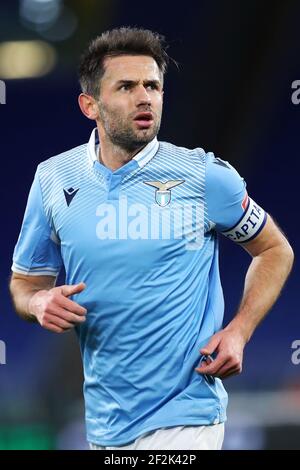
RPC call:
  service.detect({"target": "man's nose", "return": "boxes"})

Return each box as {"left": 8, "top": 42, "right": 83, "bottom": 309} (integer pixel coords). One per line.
{"left": 135, "top": 85, "right": 151, "bottom": 106}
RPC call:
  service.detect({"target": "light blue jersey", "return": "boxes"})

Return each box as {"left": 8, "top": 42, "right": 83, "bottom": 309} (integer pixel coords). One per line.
{"left": 12, "top": 129, "right": 267, "bottom": 446}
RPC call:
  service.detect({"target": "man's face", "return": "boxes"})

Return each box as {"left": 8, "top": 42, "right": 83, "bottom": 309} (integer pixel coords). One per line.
{"left": 96, "top": 55, "right": 164, "bottom": 151}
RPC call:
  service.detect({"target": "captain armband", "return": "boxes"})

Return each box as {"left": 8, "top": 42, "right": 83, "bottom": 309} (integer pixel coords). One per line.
{"left": 221, "top": 197, "right": 267, "bottom": 243}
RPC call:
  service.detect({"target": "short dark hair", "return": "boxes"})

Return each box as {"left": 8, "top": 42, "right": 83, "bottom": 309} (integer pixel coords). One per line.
{"left": 78, "top": 27, "right": 170, "bottom": 98}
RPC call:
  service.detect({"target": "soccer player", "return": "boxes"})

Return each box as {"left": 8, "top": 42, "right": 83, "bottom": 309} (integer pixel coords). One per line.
{"left": 9, "top": 28, "right": 293, "bottom": 450}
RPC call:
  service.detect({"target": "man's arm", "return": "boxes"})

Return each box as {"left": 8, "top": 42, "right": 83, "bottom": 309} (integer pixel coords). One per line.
{"left": 10, "top": 273, "right": 87, "bottom": 333}
{"left": 195, "top": 215, "right": 294, "bottom": 379}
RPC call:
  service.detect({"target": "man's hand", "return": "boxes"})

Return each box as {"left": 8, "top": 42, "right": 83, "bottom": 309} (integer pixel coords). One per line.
{"left": 28, "top": 282, "right": 87, "bottom": 334}
{"left": 195, "top": 327, "right": 247, "bottom": 380}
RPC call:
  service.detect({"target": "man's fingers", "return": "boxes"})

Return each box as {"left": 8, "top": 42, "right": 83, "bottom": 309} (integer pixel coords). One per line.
{"left": 196, "top": 355, "right": 242, "bottom": 378}
{"left": 56, "top": 295, "right": 87, "bottom": 316}
{"left": 200, "top": 334, "right": 221, "bottom": 356}
{"left": 46, "top": 324, "right": 65, "bottom": 334}
{"left": 60, "top": 282, "right": 86, "bottom": 297}
{"left": 48, "top": 306, "right": 86, "bottom": 324}
{"left": 44, "top": 314, "right": 74, "bottom": 332}
{"left": 40, "top": 307, "right": 86, "bottom": 332}
{"left": 217, "top": 362, "right": 242, "bottom": 379}
{"left": 49, "top": 316, "right": 74, "bottom": 330}
{"left": 197, "top": 330, "right": 245, "bottom": 379}
{"left": 195, "top": 354, "right": 227, "bottom": 375}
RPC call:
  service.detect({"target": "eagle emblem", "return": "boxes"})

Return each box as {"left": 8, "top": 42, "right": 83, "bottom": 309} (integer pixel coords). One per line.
{"left": 143, "top": 180, "right": 185, "bottom": 207}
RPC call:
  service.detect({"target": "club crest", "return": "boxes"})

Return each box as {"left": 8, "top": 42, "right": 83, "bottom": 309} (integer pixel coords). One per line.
{"left": 143, "top": 180, "right": 185, "bottom": 207}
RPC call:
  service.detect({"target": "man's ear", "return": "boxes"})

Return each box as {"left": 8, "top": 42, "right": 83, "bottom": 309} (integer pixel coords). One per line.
{"left": 78, "top": 93, "right": 99, "bottom": 120}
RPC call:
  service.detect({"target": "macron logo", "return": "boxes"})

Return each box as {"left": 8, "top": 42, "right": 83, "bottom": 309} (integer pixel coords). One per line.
{"left": 63, "top": 187, "right": 79, "bottom": 206}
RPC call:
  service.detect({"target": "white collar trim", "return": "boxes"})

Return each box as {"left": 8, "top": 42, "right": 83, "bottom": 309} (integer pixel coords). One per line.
{"left": 87, "top": 128, "right": 159, "bottom": 169}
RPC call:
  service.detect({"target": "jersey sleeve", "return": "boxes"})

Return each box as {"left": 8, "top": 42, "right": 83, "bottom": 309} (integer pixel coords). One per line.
{"left": 11, "top": 168, "right": 63, "bottom": 276}
{"left": 205, "top": 152, "right": 267, "bottom": 243}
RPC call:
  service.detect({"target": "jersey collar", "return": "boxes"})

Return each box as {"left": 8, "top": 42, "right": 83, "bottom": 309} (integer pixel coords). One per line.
{"left": 87, "top": 127, "right": 159, "bottom": 170}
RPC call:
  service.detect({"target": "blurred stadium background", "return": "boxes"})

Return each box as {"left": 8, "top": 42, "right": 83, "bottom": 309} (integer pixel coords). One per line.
{"left": 0, "top": 0, "right": 299, "bottom": 450}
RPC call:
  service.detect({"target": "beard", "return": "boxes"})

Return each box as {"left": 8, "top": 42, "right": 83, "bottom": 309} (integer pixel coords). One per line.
{"left": 97, "top": 100, "right": 161, "bottom": 152}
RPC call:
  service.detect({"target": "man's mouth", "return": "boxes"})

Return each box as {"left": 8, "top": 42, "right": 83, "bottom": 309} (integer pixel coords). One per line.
{"left": 133, "top": 112, "right": 154, "bottom": 129}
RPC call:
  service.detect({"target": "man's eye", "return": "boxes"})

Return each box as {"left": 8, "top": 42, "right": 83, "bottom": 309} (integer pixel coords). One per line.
{"left": 147, "top": 84, "right": 157, "bottom": 90}
{"left": 120, "top": 84, "right": 131, "bottom": 91}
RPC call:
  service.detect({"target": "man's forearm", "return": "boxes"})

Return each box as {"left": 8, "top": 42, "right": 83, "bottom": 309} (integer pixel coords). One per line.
{"left": 226, "top": 241, "right": 294, "bottom": 342}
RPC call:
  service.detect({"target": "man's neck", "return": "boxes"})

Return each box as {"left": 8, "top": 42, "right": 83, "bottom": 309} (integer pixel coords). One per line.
{"left": 98, "top": 141, "right": 144, "bottom": 171}
{"left": 97, "top": 125, "right": 146, "bottom": 171}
